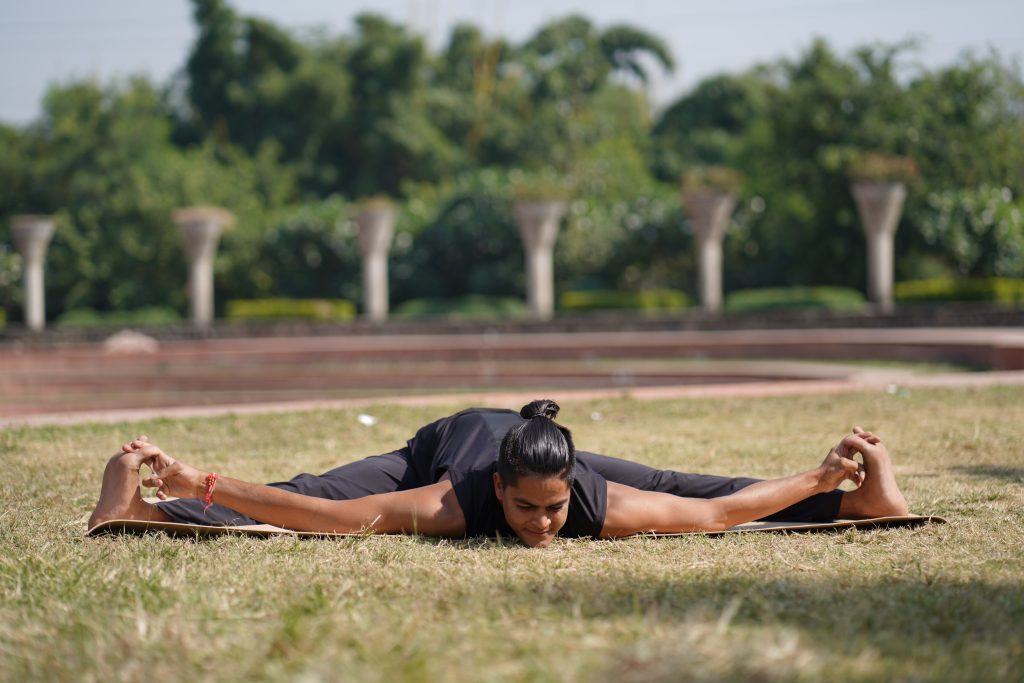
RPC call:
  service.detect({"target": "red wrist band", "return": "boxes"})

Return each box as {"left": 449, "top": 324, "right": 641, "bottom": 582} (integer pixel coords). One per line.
{"left": 202, "top": 472, "right": 219, "bottom": 512}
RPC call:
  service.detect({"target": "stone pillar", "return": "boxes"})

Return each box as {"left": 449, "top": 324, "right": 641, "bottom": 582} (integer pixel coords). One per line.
{"left": 353, "top": 205, "right": 396, "bottom": 322}
{"left": 684, "top": 191, "right": 736, "bottom": 312}
{"left": 171, "top": 206, "right": 233, "bottom": 328}
{"left": 851, "top": 182, "right": 906, "bottom": 313}
{"left": 513, "top": 200, "right": 567, "bottom": 321}
{"left": 9, "top": 214, "right": 56, "bottom": 331}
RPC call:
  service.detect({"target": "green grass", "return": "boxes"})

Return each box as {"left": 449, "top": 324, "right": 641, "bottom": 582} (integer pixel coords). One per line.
{"left": 2, "top": 387, "right": 1023, "bottom": 682}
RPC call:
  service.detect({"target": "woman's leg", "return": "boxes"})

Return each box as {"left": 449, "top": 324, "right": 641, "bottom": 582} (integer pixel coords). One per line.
{"left": 157, "top": 448, "right": 419, "bottom": 526}
{"left": 577, "top": 451, "right": 843, "bottom": 522}
{"left": 88, "top": 451, "right": 174, "bottom": 528}
{"left": 834, "top": 430, "right": 908, "bottom": 517}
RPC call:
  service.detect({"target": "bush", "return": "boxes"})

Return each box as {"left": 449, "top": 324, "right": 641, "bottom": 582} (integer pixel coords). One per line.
{"left": 56, "top": 306, "right": 182, "bottom": 327}
{"left": 226, "top": 298, "right": 356, "bottom": 322}
{"left": 392, "top": 295, "right": 527, "bottom": 321}
{"left": 894, "top": 278, "right": 1024, "bottom": 305}
{"left": 724, "top": 287, "right": 866, "bottom": 313}
{"left": 0, "top": 308, "right": 5, "bottom": 328}
{"left": 560, "top": 289, "right": 691, "bottom": 312}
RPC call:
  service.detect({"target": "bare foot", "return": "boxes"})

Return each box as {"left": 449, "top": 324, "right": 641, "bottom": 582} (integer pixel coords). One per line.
{"left": 87, "top": 439, "right": 172, "bottom": 530}
{"left": 836, "top": 427, "right": 909, "bottom": 519}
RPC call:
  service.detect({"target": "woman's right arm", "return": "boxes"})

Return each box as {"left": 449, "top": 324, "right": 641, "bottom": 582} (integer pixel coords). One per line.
{"left": 138, "top": 443, "right": 466, "bottom": 537}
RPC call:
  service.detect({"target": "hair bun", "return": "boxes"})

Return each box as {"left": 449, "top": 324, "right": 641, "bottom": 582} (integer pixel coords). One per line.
{"left": 520, "top": 399, "right": 560, "bottom": 421}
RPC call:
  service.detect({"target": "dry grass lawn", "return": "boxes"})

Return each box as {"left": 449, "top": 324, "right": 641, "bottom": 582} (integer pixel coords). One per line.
{"left": 1, "top": 385, "right": 1022, "bottom": 682}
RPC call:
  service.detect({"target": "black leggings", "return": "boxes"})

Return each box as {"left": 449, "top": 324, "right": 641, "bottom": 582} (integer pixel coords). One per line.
{"left": 157, "top": 449, "right": 843, "bottom": 527}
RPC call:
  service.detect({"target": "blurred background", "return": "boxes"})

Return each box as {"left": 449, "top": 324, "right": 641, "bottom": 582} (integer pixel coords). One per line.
{"left": 1, "top": 0, "right": 1022, "bottom": 327}
{"left": 1, "top": 1, "right": 1022, "bottom": 418}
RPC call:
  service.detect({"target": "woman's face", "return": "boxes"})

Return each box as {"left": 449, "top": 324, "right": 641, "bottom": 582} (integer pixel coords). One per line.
{"left": 492, "top": 473, "right": 571, "bottom": 548}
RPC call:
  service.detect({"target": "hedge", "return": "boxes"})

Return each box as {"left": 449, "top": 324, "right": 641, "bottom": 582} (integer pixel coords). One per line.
{"left": 56, "top": 306, "right": 182, "bottom": 327}
{"left": 392, "top": 295, "right": 527, "bottom": 320}
{"left": 724, "top": 287, "right": 866, "bottom": 313}
{"left": 559, "top": 289, "right": 691, "bottom": 312}
{"left": 226, "top": 298, "right": 356, "bottom": 322}
{"left": 894, "top": 278, "right": 1024, "bottom": 305}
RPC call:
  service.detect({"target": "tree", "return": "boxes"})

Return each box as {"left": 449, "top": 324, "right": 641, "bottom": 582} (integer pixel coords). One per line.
{"left": 653, "top": 38, "right": 1024, "bottom": 290}
{"left": 0, "top": 77, "right": 294, "bottom": 320}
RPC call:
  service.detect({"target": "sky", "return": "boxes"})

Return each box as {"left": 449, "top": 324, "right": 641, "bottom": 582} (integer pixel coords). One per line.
{"left": 0, "top": 0, "right": 1021, "bottom": 125}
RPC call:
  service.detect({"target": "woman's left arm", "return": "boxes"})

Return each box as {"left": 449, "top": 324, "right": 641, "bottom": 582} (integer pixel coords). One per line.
{"left": 600, "top": 442, "right": 862, "bottom": 537}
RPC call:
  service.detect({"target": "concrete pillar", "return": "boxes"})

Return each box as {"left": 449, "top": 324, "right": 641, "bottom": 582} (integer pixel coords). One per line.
{"left": 9, "top": 214, "right": 56, "bottom": 331}
{"left": 171, "top": 206, "right": 233, "bottom": 328}
{"left": 513, "top": 200, "right": 567, "bottom": 321}
{"left": 851, "top": 182, "right": 906, "bottom": 313}
{"left": 353, "top": 204, "right": 396, "bottom": 322}
{"left": 684, "top": 191, "right": 736, "bottom": 312}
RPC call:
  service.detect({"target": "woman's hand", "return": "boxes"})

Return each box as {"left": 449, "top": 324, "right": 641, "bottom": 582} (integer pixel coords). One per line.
{"left": 116, "top": 436, "right": 174, "bottom": 472}
{"left": 131, "top": 441, "right": 208, "bottom": 501}
{"left": 816, "top": 431, "right": 873, "bottom": 492}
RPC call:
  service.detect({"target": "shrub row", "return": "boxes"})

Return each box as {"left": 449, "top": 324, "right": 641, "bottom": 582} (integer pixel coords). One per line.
{"left": 20, "top": 280, "right": 1023, "bottom": 330}
{"left": 56, "top": 306, "right": 182, "bottom": 327}
{"left": 894, "top": 278, "right": 1024, "bottom": 304}
{"left": 392, "top": 295, "right": 526, "bottom": 320}
{"left": 724, "top": 287, "right": 866, "bottom": 313}
{"left": 226, "top": 299, "right": 356, "bottom": 322}
{"left": 560, "top": 289, "right": 691, "bottom": 312}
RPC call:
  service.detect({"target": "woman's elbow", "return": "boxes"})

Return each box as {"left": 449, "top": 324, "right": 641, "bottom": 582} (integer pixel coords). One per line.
{"left": 702, "top": 504, "right": 731, "bottom": 533}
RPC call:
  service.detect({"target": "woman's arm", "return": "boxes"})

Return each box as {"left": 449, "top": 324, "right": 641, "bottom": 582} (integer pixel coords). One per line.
{"left": 208, "top": 476, "right": 465, "bottom": 536}
{"left": 600, "top": 437, "right": 864, "bottom": 538}
{"left": 137, "top": 443, "right": 466, "bottom": 537}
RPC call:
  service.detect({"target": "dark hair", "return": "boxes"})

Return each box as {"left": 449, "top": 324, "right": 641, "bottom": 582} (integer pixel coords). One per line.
{"left": 497, "top": 399, "right": 576, "bottom": 486}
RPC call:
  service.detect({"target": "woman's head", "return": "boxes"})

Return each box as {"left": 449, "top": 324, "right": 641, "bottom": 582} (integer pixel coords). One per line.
{"left": 493, "top": 400, "right": 576, "bottom": 547}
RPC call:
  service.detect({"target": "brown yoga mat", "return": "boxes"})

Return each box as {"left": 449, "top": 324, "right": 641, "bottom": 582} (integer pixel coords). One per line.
{"left": 86, "top": 514, "right": 946, "bottom": 538}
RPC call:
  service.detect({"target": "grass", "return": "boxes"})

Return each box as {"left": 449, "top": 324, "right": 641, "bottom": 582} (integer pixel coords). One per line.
{"left": 1, "top": 386, "right": 1023, "bottom": 682}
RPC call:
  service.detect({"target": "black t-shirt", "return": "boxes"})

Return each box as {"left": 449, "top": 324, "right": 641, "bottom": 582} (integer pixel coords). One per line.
{"left": 405, "top": 408, "right": 608, "bottom": 539}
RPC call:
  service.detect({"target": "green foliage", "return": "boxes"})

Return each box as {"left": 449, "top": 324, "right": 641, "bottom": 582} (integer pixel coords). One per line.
{"left": 557, "top": 189, "right": 693, "bottom": 295}
{"left": 650, "top": 73, "right": 769, "bottom": 180}
{"left": 56, "top": 306, "right": 182, "bottom": 327}
{"left": 918, "top": 185, "right": 1024, "bottom": 277}
{"left": 226, "top": 298, "right": 356, "bottom": 321}
{"left": 2, "top": 5, "right": 1023, "bottom": 314}
{"left": 391, "top": 170, "right": 523, "bottom": 303}
{"left": 894, "top": 278, "right": 1024, "bottom": 305}
{"left": 560, "top": 289, "right": 691, "bottom": 312}
{"left": 0, "top": 307, "right": 5, "bottom": 328}
{"left": 240, "top": 196, "right": 360, "bottom": 304}
{"left": 724, "top": 286, "right": 866, "bottom": 313}
{"left": 0, "top": 239, "right": 21, "bottom": 318}
{"left": 0, "top": 76, "right": 292, "bottom": 320}
{"left": 392, "top": 295, "right": 527, "bottom": 320}
{"left": 655, "top": 39, "right": 1024, "bottom": 291}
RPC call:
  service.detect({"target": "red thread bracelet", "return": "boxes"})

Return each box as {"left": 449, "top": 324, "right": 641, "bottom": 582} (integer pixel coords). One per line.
{"left": 202, "top": 472, "right": 219, "bottom": 512}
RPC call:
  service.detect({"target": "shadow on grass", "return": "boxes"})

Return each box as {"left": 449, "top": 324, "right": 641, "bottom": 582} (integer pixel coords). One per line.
{"left": 507, "top": 573, "right": 1023, "bottom": 680}
{"left": 952, "top": 464, "right": 1024, "bottom": 484}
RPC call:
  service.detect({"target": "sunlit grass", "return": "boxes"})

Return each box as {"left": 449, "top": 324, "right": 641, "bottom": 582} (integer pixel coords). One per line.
{"left": 1, "top": 386, "right": 1022, "bottom": 682}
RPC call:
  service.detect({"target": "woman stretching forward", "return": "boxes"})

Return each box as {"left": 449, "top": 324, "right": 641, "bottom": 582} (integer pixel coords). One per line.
{"left": 89, "top": 400, "right": 909, "bottom": 547}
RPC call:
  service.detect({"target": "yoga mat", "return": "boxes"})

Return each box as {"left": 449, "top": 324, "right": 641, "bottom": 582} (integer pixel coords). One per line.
{"left": 86, "top": 514, "right": 945, "bottom": 538}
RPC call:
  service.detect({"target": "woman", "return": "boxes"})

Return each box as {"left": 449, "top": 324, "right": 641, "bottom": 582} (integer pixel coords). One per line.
{"left": 88, "top": 400, "right": 909, "bottom": 547}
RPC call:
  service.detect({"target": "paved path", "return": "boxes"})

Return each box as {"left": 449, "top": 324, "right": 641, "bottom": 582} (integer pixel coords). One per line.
{"left": 5, "top": 368, "right": 1023, "bottom": 428}
{"left": 4, "top": 326, "right": 1024, "bottom": 427}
